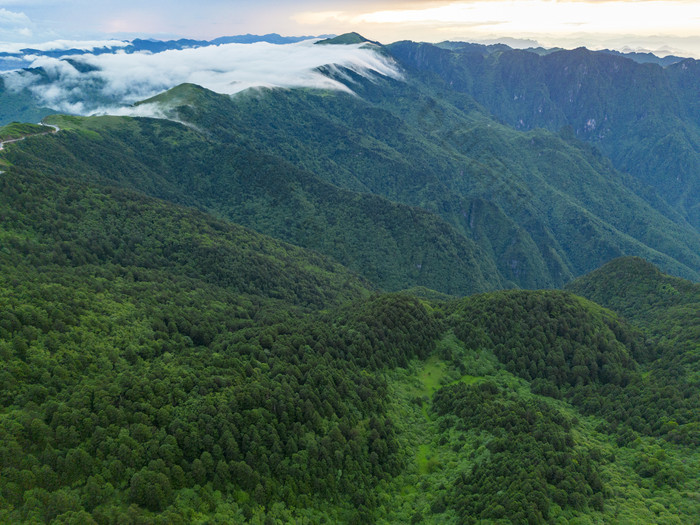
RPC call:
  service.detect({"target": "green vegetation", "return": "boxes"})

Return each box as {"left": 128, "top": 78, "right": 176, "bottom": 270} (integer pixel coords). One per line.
{"left": 144, "top": 78, "right": 700, "bottom": 287}
{"left": 0, "top": 159, "right": 406, "bottom": 523}
{"left": 5, "top": 112, "right": 504, "bottom": 296}
{"left": 1, "top": 156, "right": 697, "bottom": 523}
{"left": 0, "top": 122, "right": 50, "bottom": 141}
{"left": 5, "top": 41, "right": 700, "bottom": 288}
{"left": 1, "top": 39, "right": 699, "bottom": 524}
{"left": 567, "top": 257, "right": 700, "bottom": 446}
{"left": 388, "top": 41, "right": 700, "bottom": 229}
{"left": 434, "top": 380, "right": 604, "bottom": 523}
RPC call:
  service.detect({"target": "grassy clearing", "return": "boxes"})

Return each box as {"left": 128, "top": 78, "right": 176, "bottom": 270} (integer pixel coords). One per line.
{"left": 379, "top": 326, "right": 700, "bottom": 524}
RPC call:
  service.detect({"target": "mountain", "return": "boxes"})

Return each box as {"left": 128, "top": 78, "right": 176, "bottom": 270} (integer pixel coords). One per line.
{"left": 600, "top": 49, "right": 686, "bottom": 67}
{"left": 567, "top": 257, "right": 700, "bottom": 445}
{"left": 143, "top": 71, "right": 700, "bottom": 287}
{"left": 1, "top": 149, "right": 696, "bottom": 520}
{"left": 5, "top": 43, "right": 700, "bottom": 292}
{"left": 0, "top": 148, "right": 411, "bottom": 522}
{"left": 567, "top": 256, "right": 700, "bottom": 371}
{"left": 389, "top": 41, "right": 700, "bottom": 229}
{"left": 316, "top": 32, "right": 378, "bottom": 46}
{"left": 4, "top": 34, "right": 700, "bottom": 235}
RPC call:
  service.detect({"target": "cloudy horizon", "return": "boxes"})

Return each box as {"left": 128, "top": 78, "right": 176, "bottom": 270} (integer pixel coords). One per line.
{"left": 0, "top": 1, "right": 699, "bottom": 59}
{"left": 1, "top": 0, "right": 698, "bottom": 119}
{"left": 2, "top": 39, "right": 402, "bottom": 116}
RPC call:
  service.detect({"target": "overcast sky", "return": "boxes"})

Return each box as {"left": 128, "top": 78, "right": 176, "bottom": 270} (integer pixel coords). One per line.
{"left": 2, "top": 0, "right": 700, "bottom": 57}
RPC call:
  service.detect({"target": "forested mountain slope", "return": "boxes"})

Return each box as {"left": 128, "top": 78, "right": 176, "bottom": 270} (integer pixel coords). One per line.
{"left": 389, "top": 41, "right": 700, "bottom": 228}
{"left": 568, "top": 257, "right": 700, "bottom": 447}
{"left": 1, "top": 153, "right": 697, "bottom": 522}
{"left": 3, "top": 36, "right": 700, "bottom": 288}
{"left": 0, "top": 147, "right": 415, "bottom": 523}
{"left": 1, "top": 115, "right": 503, "bottom": 295}
{"left": 139, "top": 76, "right": 700, "bottom": 287}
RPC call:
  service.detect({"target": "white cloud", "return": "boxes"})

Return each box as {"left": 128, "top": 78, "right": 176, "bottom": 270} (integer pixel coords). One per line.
{"left": 354, "top": 1, "right": 700, "bottom": 36}
{"left": 0, "top": 8, "right": 30, "bottom": 26}
{"left": 0, "top": 39, "right": 129, "bottom": 53}
{"left": 0, "top": 7, "right": 35, "bottom": 42}
{"left": 2, "top": 39, "right": 402, "bottom": 115}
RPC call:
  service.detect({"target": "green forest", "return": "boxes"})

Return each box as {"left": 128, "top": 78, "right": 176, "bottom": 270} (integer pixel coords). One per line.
{"left": 1, "top": 37, "right": 699, "bottom": 523}
{"left": 1, "top": 127, "right": 698, "bottom": 522}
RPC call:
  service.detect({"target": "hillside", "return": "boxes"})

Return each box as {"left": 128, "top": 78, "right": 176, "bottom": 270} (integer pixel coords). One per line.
{"left": 144, "top": 77, "right": 700, "bottom": 287}
{"left": 0, "top": 143, "right": 697, "bottom": 522}
{"left": 1, "top": 163, "right": 697, "bottom": 522}
{"left": 3, "top": 38, "right": 700, "bottom": 288}
{"left": 1, "top": 113, "right": 503, "bottom": 295}
{"left": 389, "top": 41, "right": 700, "bottom": 229}
{"left": 567, "top": 257, "right": 700, "bottom": 447}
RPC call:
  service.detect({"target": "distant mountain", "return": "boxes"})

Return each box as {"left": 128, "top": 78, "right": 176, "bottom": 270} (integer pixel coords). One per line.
{"left": 0, "top": 33, "right": 335, "bottom": 71}
{"left": 127, "top": 33, "right": 333, "bottom": 54}
{"left": 389, "top": 41, "right": 700, "bottom": 228}
{"left": 5, "top": 44, "right": 700, "bottom": 292}
{"left": 600, "top": 49, "right": 686, "bottom": 67}
{"left": 434, "top": 40, "right": 686, "bottom": 66}
{"left": 316, "top": 32, "right": 378, "bottom": 46}
{"left": 142, "top": 71, "right": 700, "bottom": 287}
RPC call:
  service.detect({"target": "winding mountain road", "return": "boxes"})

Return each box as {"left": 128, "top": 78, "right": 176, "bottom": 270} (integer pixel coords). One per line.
{"left": 0, "top": 122, "right": 60, "bottom": 150}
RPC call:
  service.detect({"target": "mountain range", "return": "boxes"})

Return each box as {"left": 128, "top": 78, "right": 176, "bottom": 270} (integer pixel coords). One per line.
{"left": 0, "top": 33, "right": 698, "bottom": 524}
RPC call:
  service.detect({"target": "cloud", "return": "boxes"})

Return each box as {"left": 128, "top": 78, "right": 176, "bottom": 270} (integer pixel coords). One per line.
{"left": 0, "top": 7, "right": 32, "bottom": 40}
{"left": 0, "top": 39, "right": 129, "bottom": 53}
{"left": 0, "top": 8, "right": 30, "bottom": 26}
{"left": 290, "top": 1, "right": 700, "bottom": 53}
{"left": 2, "top": 39, "right": 402, "bottom": 116}
{"left": 351, "top": 0, "right": 700, "bottom": 36}
{"left": 0, "top": 7, "right": 34, "bottom": 41}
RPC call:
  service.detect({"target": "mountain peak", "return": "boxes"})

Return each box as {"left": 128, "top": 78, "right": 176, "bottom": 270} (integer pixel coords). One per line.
{"left": 316, "top": 32, "right": 377, "bottom": 46}
{"left": 577, "top": 256, "right": 662, "bottom": 281}
{"left": 136, "top": 82, "right": 212, "bottom": 108}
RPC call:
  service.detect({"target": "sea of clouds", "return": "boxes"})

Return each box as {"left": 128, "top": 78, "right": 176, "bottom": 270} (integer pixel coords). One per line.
{"left": 1, "top": 39, "right": 402, "bottom": 116}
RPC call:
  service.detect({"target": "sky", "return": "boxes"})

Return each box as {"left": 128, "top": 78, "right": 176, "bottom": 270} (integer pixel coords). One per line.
{"left": 2, "top": 0, "right": 700, "bottom": 57}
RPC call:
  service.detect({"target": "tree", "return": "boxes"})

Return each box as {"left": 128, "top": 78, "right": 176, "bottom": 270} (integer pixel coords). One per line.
{"left": 129, "top": 468, "right": 172, "bottom": 512}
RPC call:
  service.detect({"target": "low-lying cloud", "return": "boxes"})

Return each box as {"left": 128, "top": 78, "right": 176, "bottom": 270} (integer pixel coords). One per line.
{"left": 2, "top": 39, "right": 402, "bottom": 116}
{"left": 0, "top": 39, "right": 129, "bottom": 54}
